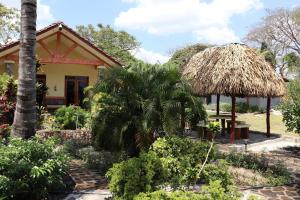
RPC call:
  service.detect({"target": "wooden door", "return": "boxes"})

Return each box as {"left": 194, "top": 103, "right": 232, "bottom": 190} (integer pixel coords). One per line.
{"left": 65, "top": 76, "right": 89, "bottom": 106}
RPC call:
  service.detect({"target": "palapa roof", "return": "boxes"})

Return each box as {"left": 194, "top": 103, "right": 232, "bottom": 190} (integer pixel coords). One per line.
{"left": 182, "top": 43, "right": 285, "bottom": 97}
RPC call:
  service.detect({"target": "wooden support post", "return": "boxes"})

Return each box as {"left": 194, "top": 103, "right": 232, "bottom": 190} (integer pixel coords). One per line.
{"left": 216, "top": 94, "right": 220, "bottom": 115}
{"left": 266, "top": 97, "right": 271, "bottom": 137}
{"left": 230, "top": 96, "right": 236, "bottom": 143}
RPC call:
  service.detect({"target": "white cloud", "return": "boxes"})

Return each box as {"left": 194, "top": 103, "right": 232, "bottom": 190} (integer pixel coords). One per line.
{"left": 115, "top": 0, "right": 263, "bottom": 44}
{"left": 131, "top": 48, "right": 170, "bottom": 64}
{"left": 0, "top": 0, "right": 54, "bottom": 28}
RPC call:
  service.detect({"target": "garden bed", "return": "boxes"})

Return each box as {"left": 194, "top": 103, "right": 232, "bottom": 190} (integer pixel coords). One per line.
{"left": 36, "top": 129, "right": 92, "bottom": 143}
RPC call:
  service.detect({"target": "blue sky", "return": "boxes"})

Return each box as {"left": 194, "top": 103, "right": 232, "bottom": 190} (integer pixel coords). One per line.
{"left": 1, "top": 0, "right": 299, "bottom": 63}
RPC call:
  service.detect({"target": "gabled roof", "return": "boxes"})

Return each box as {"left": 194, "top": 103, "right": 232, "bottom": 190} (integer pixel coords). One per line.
{"left": 0, "top": 21, "right": 122, "bottom": 66}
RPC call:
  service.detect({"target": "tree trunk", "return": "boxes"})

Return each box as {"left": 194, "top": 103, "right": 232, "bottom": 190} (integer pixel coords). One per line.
{"left": 230, "top": 96, "right": 236, "bottom": 144}
{"left": 266, "top": 97, "right": 271, "bottom": 138}
{"left": 13, "top": 0, "right": 37, "bottom": 139}
{"left": 180, "top": 101, "right": 185, "bottom": 132}
{"left": 216, "top": 94, "right": 220, "bottom": 116}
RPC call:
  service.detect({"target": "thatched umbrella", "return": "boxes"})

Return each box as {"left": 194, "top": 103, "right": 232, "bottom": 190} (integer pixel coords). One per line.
{"left": 183, "top": 43, "right": 285, "bottom": 143}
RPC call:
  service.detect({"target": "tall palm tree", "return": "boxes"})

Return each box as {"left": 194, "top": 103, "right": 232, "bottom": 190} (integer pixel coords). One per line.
{"left": 13, "top": 0, "right": 37, "bottom": 138}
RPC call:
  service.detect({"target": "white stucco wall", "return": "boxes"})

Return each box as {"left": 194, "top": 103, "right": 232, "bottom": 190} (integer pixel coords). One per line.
{"left": 209, "top": 95, "right": 281, "bottom": 109}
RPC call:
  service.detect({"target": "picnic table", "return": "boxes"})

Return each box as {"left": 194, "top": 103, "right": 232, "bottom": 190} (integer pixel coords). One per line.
{"left": 209, "top": 114, "right": 236, "bottom": 135}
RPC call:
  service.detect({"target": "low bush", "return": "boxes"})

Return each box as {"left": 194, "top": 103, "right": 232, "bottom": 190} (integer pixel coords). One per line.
{"left": 150, "top": 136, "right": 215, "bottom": 188}
{"left": 78, "top": 147, "right": 127, "bottom": 175}
{"left": 63, "top": 139, "right": 89, "bottom": 157}
{"left": 0, "top": 124, "right": 10, "bottom": 142}
{"left": 54, "top": 105, "right": 88, "bottom": 130}
{"left": 106, "top": 152, "right": 165, "bottom": 200}
{"left": 0, "top": 74, "right": 17, "bottom": 125}
{"left": 280, "top": 80, "right": 300, "bottom": 133}
{"left": 223, "top": 152, "right": 290, "bottom": 186}
{"left": 202, "top": 160, "right": 233, "bottom": 191}
{"left": 134, "top": 180, "right": 240, "bottom": 200}
{"left": 222, "top": 102, "right": 263, "bottom": 113}
{"left": 0, "top": 137, "right": 69, "bottom": 200}
{"left": 106, "top": 136, "right": 231, "bottom": 199}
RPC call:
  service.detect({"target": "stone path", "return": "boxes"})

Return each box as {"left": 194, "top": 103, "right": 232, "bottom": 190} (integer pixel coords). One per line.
{"left": 62, "top": 160, "right": 111, "bottom": 200}
{"left": 244, "top": 146, "right": 300, "bottom": 200}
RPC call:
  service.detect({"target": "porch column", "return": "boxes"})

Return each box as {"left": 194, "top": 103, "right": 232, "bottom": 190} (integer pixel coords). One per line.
{"left": 4, "top": 60, "right": 14, "bottom": 75}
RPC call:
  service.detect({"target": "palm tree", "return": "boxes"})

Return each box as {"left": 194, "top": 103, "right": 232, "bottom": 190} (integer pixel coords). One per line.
{"left": 89, "top": 62, "right": 207, "bottom": 155}
{"left": 13, "top": 0, "right": 37, "bottom": 138}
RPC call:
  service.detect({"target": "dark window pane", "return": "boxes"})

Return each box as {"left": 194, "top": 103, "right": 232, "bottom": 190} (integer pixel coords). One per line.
{"left": 66, "top": 80, "right": 75, "bottom": 105}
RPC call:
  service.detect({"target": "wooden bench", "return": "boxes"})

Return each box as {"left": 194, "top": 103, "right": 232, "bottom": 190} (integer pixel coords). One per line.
{"left": 226, "top": 120, "right": 250, "bottom": 139}
{"left": 196, "top": 123, "right": 213, "bottom": 141}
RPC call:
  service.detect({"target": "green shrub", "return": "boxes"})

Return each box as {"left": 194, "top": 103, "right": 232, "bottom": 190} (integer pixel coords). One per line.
{"left": 223, "top": 152, "right": 290, "bottom": 186}
{"left": 202, "top": 160, "right": 233, "bottom": 191}
{"left": 106, "top": 136, "right": 218, "bottom": 200}
{"left": 150, "top": 136, "right": 215, "bottom": 188}
{"left": 78, "top": 147, "right": 127, "bottom": 175}
{"left": 106, "top": 152, "right": 165, "bottom": 200}
{"left": 134, "top": 180, "right": 240, "bottom": 200}
{"left": 0, "top": 137, "right": 69, "bottom": 200}
{"left": 54, "top": 105, "right": 88, "bottom": 130}
{"left": 280, "top": 80, "right": 300, "bottom": 133}
{"left": 63, "top": 139, "right": 89, "bottom": 157}
{"left": 151, "top": 136, "right": 214, "bottom": 163}
{"left": 221, "top": 102, "right": 263, "bottom": 113}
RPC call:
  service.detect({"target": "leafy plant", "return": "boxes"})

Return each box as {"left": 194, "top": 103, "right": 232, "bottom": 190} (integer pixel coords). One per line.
{"left": 78, "top": 147, "right": 127, "bottom": 175}
{"left": 89, "top": 63, "right": 206, "bottom": 155}
{"left": 106, "top": 152, "right": 165, "bottom": 200}
{"left": 54, "top": 105, "right": 88, "bottom": 130}
{"left": 202, "top": 160, "right": 233, "bottom": 191}
{"left": 208, "top": 121, "right": 221, "bottom": 135}
{"left": 106, "top": 136, "right": 219, "bottom": 199}
{"left": 280, "top": 80, "right": 300, "bottom": 133}
{"left": 221, "top": 102, "right": 263, "bottom": 113}
{"left": 63, "top": 138, "right": 89, "bottom": 157}
{"left": 0, "top": 74, "right": 17, "bottom": 125}
{"left": 0, "top": 137, "right": 69, "bottom": 200}
{"left": 133, "top": 180, "right": 240, "bottom": 200}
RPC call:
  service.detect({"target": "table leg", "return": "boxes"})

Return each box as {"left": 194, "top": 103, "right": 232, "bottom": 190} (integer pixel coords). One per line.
{"left": 221, "top": 119, "right": 226, "bottom": 136}
{"left": 227, "top": 121, "right": 231, "bottom": 134}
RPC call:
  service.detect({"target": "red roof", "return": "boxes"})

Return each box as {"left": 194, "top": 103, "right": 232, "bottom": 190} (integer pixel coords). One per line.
{"left": 0, "top": 21, "right": 122, "bottom": 66}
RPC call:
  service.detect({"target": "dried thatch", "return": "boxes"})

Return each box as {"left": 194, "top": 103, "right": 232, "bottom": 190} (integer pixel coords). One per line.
{"left": 183, "top": 43, "right": 285, "bottom": 97}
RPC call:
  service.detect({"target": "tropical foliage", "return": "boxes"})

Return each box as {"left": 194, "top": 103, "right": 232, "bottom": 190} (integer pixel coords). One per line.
{"left": 54, "top": 105, "right": 89, "bottom": 130}
{"left": 134, "top": 181, "right": 240, "bottom": 200}
{"left": 280, "top": 80, "right": 300, "bottom": 133}
{"left": 0, "top": 137, "right": 69, "bottom": 200}
{"left": 0, "top": 3, "right": 20, "bottom": 45}
{"left": 0, "top": 74, "right": 17, "bottom": 125}
{"left": 76, "top": 23, "right": 140, "bottom": 65}
{"left": 88, "top": 62, "right": 206, "bottom": 154}
{"left": 106, "top": 136, "right": 236, "bottom": 200}
{"left": 168, "top": 43, "right": 209, "bottom": 69}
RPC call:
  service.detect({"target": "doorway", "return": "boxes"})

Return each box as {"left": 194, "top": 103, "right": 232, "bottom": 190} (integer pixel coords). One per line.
{"left": 65, "top": 76, "right": 89, "bottom": 106}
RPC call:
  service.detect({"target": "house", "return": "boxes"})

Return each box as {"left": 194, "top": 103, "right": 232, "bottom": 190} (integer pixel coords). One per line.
{"left": 0, "top": 22, "right": 121, "bottom": 109}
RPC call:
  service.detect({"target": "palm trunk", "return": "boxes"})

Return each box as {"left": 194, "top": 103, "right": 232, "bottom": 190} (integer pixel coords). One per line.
{"left": 13, "top": 0, "right": 37, "bottom": 138}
